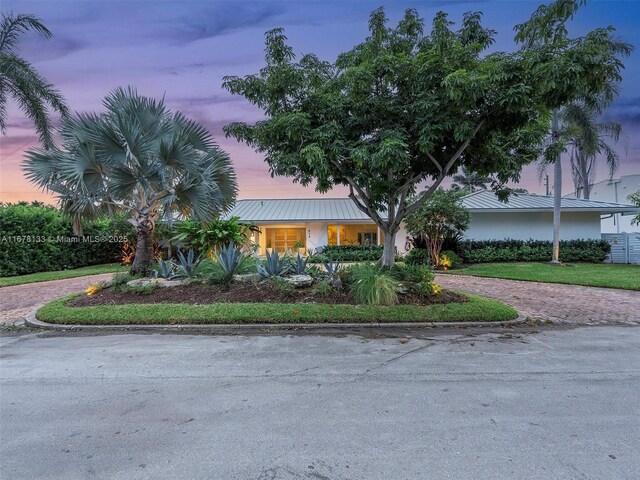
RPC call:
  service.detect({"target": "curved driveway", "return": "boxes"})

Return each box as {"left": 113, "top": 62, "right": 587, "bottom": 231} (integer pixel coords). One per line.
{"left": 0, "top": 273, "right": 114, "bottom": 325}
{"left": 1, "top": 272, "right": 638, "bottom": 326}
{"left": 436, "top": 274, "right": 640, "bottom": 325}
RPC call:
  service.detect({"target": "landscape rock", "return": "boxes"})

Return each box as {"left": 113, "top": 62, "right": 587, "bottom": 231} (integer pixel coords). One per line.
{"left": 232, "top": 273, "right": 262, "bottom": 284}
{"left": 126, "top": 278, "right": 187, "bottom": 288}
{"left": 284, "top": 274, "right": 314, "bottom": 288}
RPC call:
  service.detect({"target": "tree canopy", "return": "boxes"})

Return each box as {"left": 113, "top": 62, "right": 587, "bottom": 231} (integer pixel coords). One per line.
{"left": 223, "top": 1, "right": 631, "bottom": 265}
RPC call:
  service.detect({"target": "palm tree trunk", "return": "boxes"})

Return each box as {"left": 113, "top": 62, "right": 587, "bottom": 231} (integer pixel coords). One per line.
{"left": 580, "top": 156, "right": 591, "bottom": 199}
{"left": 551, "top": 110, "right": 562, "bottom": 264}
{"left": 131, "top": 230, "right": 154, "bottom": 275}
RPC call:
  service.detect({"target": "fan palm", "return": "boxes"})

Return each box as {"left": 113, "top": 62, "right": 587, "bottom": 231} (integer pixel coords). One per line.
{"left": 0, "top": 13, "right": 68, "bottom": 147}
{"left": 564, "top": 103, "right": 625, "bottom": 199}
{"left": 23, "top": 87, "right": 238, "bottom": 274}
{"left": 451, "top": 167, "right": 491, "bottom": 193}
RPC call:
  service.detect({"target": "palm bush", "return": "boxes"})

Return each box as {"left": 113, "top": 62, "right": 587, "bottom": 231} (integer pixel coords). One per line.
{"left": 23, "top": 87, "right": 237, "bottom": 275}
{"left": 349, "top": 264, "right": 398, "bottom": 306}
{"left": 257, "top": 250, "right": 290, "bottom": 278}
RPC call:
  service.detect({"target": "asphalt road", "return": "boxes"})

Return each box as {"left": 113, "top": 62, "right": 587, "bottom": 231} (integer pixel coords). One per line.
{"left": 1, "top": 326, "right": 639, "bottom": 480}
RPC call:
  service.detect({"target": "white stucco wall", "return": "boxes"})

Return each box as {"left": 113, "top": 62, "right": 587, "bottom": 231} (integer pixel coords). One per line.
{"left": 464, "top": 212, "right": 602, "bottom": 241}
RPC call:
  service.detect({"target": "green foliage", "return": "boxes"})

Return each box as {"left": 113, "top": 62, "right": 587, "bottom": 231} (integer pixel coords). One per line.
{"left": 385, "top": 264, "right": 435, "bottom": 285}
{"left": 322, "top": 257, "right": 342, "bottom": 276}
{"left": 405, "top": 189, "right": 470, "bottom": 267}
{"left": 404, "top": 248, "right": 432, "bottom": 266}
{"left": 176, "top": 249, "right": 203, "bottom": 278}
{"left": 629, "top": 191, "right": 640, "bottom": 226}
{"left": 271, "top": 277, "right": 295, "bottom": 297}
{"left": 313, "top": 280, "right": 332, "bottom": 297}
{"left": 349, "top": 264, "right": 399, "bottom": 306}
{"left": 153, "top": 259, "right": 179, "bottom": 280}
{"left": 0, "top": 202, "right": 130, "bottom": 276}
{"left": 121, "top": 284, "right": 156, "bottom": 295}
{"left": 0, "top": 13, "right": 68, "bottom": 146}
{"left": 459, "top": 239, "right": 610, "bottom": 263}
{"left": 111, "top": 272, "right": 133, "bottom": 287}
{"left": 23, "top": 87, "right": 237, "bottom": 274}
{"left": 309, "top": 245, "right": 385, "bottom": 262}
{"left": 222, "top": 3, "right": 628, "bottom": 266}
{"left": 292, "top": 253, "right": 309, "bottom": 275}
{"left": 173, "top": 218, "right": 258, "bottom": 256}
{"left": 440, "top": 250, "right": 462, "bottom": 269}
{"left": 257, "top": 250, "right": 290, "bottom": 278}
{"left": 215, "top": 242, "right": 247, "bottom": 277}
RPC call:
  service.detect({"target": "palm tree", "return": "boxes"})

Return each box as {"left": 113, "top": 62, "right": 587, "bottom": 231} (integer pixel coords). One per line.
{"left": 0, "top": 13, "right": 68, "bottom": 147}
{"left": 451, "top": 167, "right": 491, "bottom": 193}
{"left": 565, "top": 104, "right": 625, "bottom": 199}
{"left": 23, "top": 87, "right": 238, "bottom": 274}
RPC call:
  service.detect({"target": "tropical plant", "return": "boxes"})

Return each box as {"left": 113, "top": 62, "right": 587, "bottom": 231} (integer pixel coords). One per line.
{"left": 405, "top": 189, "right": 470, "bottom": 268}
{"left": 313, "top": 280, "right": 332, "bottom": 297}
{"left": 515, "top": 1, "right": 632, "bottom": 263}
{"left": 629, "top": 191, "right": 640, "bottom": 226}
{"left": 257, "top": 250, "right": 290, "bottom": 278}
{"left": 0, "top": 13, "right": 68, "bottom": 147}
{"left": 271, "top": 277, "right": 295, "bottom": 297}
{"left": 292, "top": 252, "right": 308, "bottom": 275}
{"left": 349, "top": 264, "right": 398, "bottom": 306}
{"left": 451, "top": 167, "right": 491, "bottom": 193}
{"left": 223, "top": 2, "right": 627, "bottom": 266}
{"left": 322, "top": 257, "right": 341, "bottom": 276}
{"left": 215, "top": 242, "right": 246, "bottom": 277}
{"left": 23, "top": 87, "right": 237, "bottom": 275}
{"left": 153, "top": 258, "right": 179, "bottom": 280}
{"left": 173, "top": 217, "right": 259, "bottom": 256}
{"left": 176, "top": 249, "right": 203, "bottom": 279}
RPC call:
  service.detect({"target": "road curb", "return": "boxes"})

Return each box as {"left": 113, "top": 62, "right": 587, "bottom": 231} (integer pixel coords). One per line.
{"left": 25, "top": 308, "right": 527, "bottom": 332}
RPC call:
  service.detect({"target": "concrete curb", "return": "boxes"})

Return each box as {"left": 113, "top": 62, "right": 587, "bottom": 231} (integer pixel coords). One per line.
{"left": 25, "top": 308, "right": 527, "bottom": 332}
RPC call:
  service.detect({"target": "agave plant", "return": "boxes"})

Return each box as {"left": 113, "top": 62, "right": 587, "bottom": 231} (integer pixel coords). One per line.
{"left": 176, "top": 249, "right": 203, "bottom": 278}
{"left": 292, "top": 252, "right": 308, "bottom": 275}
{"left": 23, "top": 87, "right": 237, "bottom": 275}
{"left": 323, "top": 257, "right": 341, "bottom": 276}
{"left": 153, "top": 258, "right": 179, "bottom": 280}
{"left": 257, "top": 250, "right": 290, "bottom": 278}
{"left": 216, "top": 242, "right": 246, "bottom": 276}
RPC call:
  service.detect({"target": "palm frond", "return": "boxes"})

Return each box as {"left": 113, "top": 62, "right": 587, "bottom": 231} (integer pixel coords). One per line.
{"left": 0, "top": 13, "right": 51, "bottom": 55}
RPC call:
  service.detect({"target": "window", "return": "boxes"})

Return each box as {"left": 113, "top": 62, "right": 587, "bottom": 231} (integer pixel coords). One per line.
{"left": 265, "top": 228, "right": 306, "bottom": 252}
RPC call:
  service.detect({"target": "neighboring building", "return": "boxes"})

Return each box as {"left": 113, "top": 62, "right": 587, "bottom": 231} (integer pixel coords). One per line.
{"left": 227, "top": 192, "right": 638, "bottom": 254}
{"left": 461, "top": 190, "right": 637, "bottom": 241}
{"left": 566, "top": 174, "right": 640, "bottom": 233}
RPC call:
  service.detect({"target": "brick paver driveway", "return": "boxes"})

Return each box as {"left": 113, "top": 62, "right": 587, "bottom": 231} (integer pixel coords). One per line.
{"left": 436, "top": 274, "right": 640, "bottom": 325}
{"left": 0, "top": 274, "right": 113, "bottom": 325}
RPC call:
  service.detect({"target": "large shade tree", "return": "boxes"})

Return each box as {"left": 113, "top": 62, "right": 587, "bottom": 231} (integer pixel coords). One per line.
{"left": 0, "top": 13, "right": 68, "bottom": 147}
{"left": 223, "top": 1, "right": 631, "bottom": 266}
{"left": 23, "top": 87, "right": 238, "bottom": 274}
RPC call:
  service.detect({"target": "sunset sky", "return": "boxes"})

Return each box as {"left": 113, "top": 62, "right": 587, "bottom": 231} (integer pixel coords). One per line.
{"left": 1, "top": 0, "right": 639, "bottom": 204}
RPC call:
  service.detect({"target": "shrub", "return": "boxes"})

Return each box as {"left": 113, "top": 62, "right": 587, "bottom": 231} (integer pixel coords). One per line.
{"left": 349, "top": 264, "right": 399, "bottom": 305}
{"left": 272, "top": 277, "right": 295, "bottom": 297}
{"left": 173, "top": 217, "right": 259, "bottom": 257}
{"left": 458, "top": 239, "right": 610, "bottom": 263}
{"left": 257, "top": 250, "right": 290, "bottom": 278}
{"left": 309, "top": 244, "right": 385, "bottom": 262}
{"left": 215, "top": 242, "right": 247, "bottom": 277}
{"left": 440, "top": 250, "right": 462, "bottom": 269}
{"left": 404, "top": 248, "right": 432, "bottom": 266}
{"left": 386, "top": 264, "right": 434, "bottom": 284}
{"left": 313, "top": 280, "right": 332, "bottom": 297}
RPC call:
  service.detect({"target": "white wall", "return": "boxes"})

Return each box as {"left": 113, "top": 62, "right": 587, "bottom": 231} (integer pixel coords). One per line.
{"left": 464, "top": 212, "right": 602, "bottom": 241}
{"left": 588, "top": 175, "right": 640, "bottom": 233}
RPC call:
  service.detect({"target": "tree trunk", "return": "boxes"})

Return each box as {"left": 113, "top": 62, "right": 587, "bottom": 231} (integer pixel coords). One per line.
{"left": 580, "top": 156, "right": 591, "bottom": 199}
{"left": 380, "top": 229, "right": 397, "bottom": 267}
{"left": 551, "top": 111, "right": 562, "bottom": 264}
{"left": 131, "top": 231, "right": 154, "bottom": 276}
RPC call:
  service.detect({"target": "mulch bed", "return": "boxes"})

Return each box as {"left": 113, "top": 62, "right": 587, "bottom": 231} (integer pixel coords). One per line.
{"left": 67, "top": 282, "right": 467, "bottom": 307}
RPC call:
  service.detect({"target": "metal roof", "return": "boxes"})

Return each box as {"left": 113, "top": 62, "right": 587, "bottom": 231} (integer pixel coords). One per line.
{"left": 460, "top": 190, "right": 638, "bottom": 213}
{"left": 227, "top": 192, "right": 638, "bottom": 223}
{"left": 227, "top": 198, "right": 373, "bottom": 222}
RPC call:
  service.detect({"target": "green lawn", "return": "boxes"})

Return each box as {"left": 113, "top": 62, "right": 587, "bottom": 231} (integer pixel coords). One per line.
{"left": 36, "top": 292, "right": 517, "bottom": 325}
{"left": 0, "top": 263, "right": 128, "bottom": 288}
{"left": 446, "top": 263, "right": 640, "bottom": 290}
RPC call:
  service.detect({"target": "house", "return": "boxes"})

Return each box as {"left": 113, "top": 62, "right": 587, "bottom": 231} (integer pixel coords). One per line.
{"left": 227, "top": 192, "right": 638, "bottom": 255}
{"left": 227, "top": 198, "right": 409, "bottom": 255}
{"left": 566, "top": 174, "right": 640, "bottom": 233}
{"left": 461, "top": 190, "right": 638, "bottom": 241}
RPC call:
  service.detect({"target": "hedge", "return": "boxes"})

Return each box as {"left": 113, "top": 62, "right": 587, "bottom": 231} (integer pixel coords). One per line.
{"left": 0, "top": 203, "right": 133, "bottom": 277}
{"left": 309, "top": 244, "right": 385, "bottom": 262}
{"left": 406, "top": 239, "right": 611, "bottom": 265}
